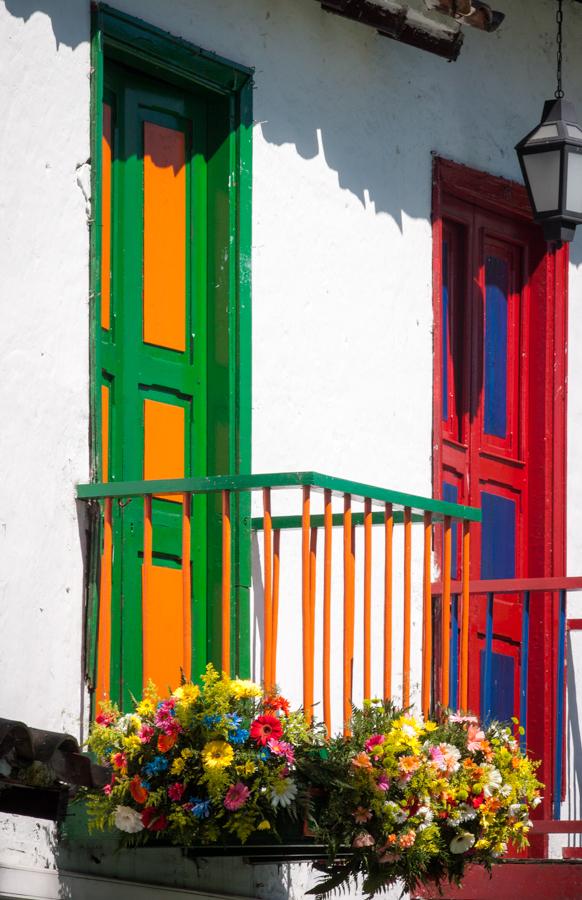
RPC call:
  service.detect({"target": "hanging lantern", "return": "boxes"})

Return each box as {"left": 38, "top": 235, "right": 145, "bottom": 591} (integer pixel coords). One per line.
{"left": 515, "top": 0, "right": 582, "bottom": 243}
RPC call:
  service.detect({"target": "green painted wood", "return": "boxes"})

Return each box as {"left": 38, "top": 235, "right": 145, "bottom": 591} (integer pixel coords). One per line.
{"left": 251, "top": 510, "right": 424, "bottom": 531}
{"left": 96, "top": 5, "right": 252, "bottom": 95}
{"left": 77, "top": 472, "right": 481, "bottom": 522}
{"left": 88, "top": 9, "right": 253, "bottom": 707}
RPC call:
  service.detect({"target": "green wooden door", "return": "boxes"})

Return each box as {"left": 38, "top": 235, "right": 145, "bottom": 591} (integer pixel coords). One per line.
{"left": 99, "top": 62, "right": 214, "bottom": 707}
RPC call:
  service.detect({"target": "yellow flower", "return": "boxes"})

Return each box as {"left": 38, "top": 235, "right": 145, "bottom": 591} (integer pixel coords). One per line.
{"left": 237, "top": 761, "right": 257, "bottom": 777}
{"left": 230, "top": 679, "right": 263, "bottom": 699}
{"left": 181, "top": 748, "right": 194, "bottom": 759}
{"left": 202, "top": 740, "right": 234, "bottom": 770}
{"left": 136, "top": 699, "right": 156, "bottom": 717}
{"left": 171, "top": 758, "right": 185, "bottom": 775}
{"left": 172, "top": 684, "right": 200, "bottom": 705}
{"left": 122, "top": 734, "right": 142, "bottom": 755}
{"left": 257, "top": 820, "right": 271, "bottom": 831}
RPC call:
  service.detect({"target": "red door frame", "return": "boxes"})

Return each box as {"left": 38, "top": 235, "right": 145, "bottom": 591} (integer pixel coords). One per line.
{"left": 432, "top": 157, "right": 568, "bottom": 849}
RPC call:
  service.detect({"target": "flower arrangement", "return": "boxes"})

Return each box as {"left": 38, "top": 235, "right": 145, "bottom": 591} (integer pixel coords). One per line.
{"left": 85, "top": 665, "right": 321, "bottom": 845}
{"left": 301, "top": 701, "right": 542, "bottom": 898}
{"left": 83, "top": 676, "right": 542, "bottom": 898}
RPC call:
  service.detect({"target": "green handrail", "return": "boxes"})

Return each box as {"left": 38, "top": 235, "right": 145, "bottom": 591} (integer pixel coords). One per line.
{"left": 76, "top": 471, "right": 481, "bottom": 523}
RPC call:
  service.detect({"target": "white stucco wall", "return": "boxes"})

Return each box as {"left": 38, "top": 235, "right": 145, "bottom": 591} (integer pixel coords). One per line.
{"left": 3, "top": 0, "right": 582, "bottom": 893}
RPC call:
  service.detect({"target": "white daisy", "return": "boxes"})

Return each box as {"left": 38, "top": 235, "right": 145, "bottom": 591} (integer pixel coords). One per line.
{"left": 483, "top": 766, "right": 503, "bottom": 797}
{"left": 270, "top": 777, "right": 297, "bottom": 809}
{"left": 114, "top": 805, "right": 144, "bottom": 833}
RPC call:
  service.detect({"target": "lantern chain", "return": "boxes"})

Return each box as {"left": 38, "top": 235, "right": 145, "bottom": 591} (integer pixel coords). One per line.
{"left": 556, "top": 0, "right": 564, "bottom": 99}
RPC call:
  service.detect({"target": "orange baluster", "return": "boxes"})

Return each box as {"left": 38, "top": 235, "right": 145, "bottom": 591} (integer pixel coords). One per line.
{"left": 384, "top": 503, "right": 394, "bottom": 701}
{"left": 323, "top": 489, "right": 332, "bottom": 736}
{"left": 309, "top": 525, "right": 318, "bottom": 712}
{"left": 364, "top": 498, "right": 372, "bottom": 700}
{"left": 302, "top": 486, "right": 312, "bottom": 720}
{"left": 343, "top": 494, "right": 355, "bottom": 735}
{"left": 263, "top": 488, "right": 273, "bottom": 692}
{"left": 403, "top": 507, "right": 412, "bottom": 708}
{"left": 221, "top": 490, "right": 231, "bottom": 676}
{"left": 182, "top": 492, "right": 192, "bottom": 681}
{"left": 442, "top": 516, "right": 452, "bottom": 709}
{"left": 96, "top": 497, "right": 113, "bottom": 703}
{"left": 272, "top": 529, "right": 281, "bottom": 689}
{"left": 142, "top": 494, "right": 153, "bottom": 688}
{"left": 422, "top": 512, "right": 432, "bottom": 719}
{"left": 460, "top": 521, "right": 471, "bottom": 711}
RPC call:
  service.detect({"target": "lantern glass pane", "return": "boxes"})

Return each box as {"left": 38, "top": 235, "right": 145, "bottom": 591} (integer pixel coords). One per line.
{"left": 566, "top": 151, "right": 582, "bottom": 214}
{"left": 523, "top": 150, "right": 561, "bottom": 212}
{"left": 567, "top": 125, "right": 582, "bottom": 140}
{"left": 527, "top": 124, "right": 559, "bottom": 142}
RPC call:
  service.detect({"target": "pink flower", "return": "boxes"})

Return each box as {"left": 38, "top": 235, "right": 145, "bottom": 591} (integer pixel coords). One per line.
{"left": 168, "top": 783, "right": 185, "bottom": 802}
{"left": 267, "top": 739, "right": 295, "bottom": 765}
{"left": 399, "top": 830, "right": 416, "bottom": 849}
{"left": 103, "top": 784, "right": 112, "bottom": 796}
{"left": 352, "top": 806, "right": 372, "bottom": 824}
{"left": 376, "top": 773, "right": 390, "bottom": 792}
{"left": 449, "top": 714, "right": 478, "bottom": 724}
{"left": 379, "top": 850, "right": 402, "bottom": 864}
{"left": 138, "top": 724, "right": 155, "bottom": 744}
{"left": 467, "top": 723, "right": 487, "bottom": 753}
{"left": 154, "top": 699, "right": 182, "bottom": 735}
{"left": 365, "top": 734, "right": 385, "bottom": 754}
{"left": 224, "top": 782, "right": 250, "bottom": 811}
{"left": 352, "top": 830, "right": 375, "bottom": 848}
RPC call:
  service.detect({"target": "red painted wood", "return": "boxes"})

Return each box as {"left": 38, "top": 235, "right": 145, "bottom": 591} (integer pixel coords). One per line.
{"left": 563, "top": 848, "right": 582, "bottom": 858}
{"left": 568, "top": 619, "right": 582, "bottom": 631}
{"left": 532, "top": 821, "right": 582, "bottom": 834}
{"left": 415, "top": 862, "right": 582, "bottom": 900}
{"left": 432, "top": 158, "right": 568, "bottom": 852}
{"left": 432, "top": 577, "right": 582, "bottom": 595}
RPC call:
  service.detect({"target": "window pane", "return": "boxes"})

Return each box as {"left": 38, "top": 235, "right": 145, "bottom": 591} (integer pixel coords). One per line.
{"left": 484, "top": 256, "right": 508, "bottom": 438}
{"left": 523, "top": 150, "right": 560, "bottom": 212}
{"left": 480, "top": 491, "right": 516, "bottom": 579}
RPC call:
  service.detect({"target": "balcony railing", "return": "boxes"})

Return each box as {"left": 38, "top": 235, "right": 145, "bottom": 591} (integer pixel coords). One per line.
{"left": 431, "top": 575, "right": 582, "bottom": 835}
{"left": 77, "top": 472, "right": 480, "bottom": 732}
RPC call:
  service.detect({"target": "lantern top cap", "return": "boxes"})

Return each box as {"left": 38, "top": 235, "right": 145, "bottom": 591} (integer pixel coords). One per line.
{"left": 540, "top": 97, "right": 579, "bottom": 125}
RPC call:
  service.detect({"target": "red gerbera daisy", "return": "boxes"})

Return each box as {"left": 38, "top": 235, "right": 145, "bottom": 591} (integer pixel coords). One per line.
{"left": 141, "top": 806, "right": 168, "bottom": 831}
{"left": 249, "top": 714, "right": 283, "bottom": 746}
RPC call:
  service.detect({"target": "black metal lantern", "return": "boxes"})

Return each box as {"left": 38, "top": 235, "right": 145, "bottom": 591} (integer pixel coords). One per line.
{"left": 515, "top": 0, "right": 582, "bottom": 243}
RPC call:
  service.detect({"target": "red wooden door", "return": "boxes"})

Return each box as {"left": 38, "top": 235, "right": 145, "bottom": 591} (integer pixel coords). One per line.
{"left": 433, "top": 160, "right": 567, "bottom": 734}
{"left": 440, "top": 199, "right": 532, "bottom": 720}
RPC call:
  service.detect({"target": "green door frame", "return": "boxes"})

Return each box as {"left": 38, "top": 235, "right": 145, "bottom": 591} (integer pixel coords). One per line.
{"left": 86, "top": 4, "right": 253, "bottom": 696}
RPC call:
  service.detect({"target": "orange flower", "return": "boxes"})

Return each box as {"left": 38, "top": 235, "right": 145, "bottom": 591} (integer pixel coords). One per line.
{"left": 398, "top": 755, "right": 420, "bottom": 775}
{"left": 129, "top": 775, "right": 148, "bottom": 805}
{"left": 351, "top": 752, "right": 373, "bottom": 770}
{"left": 158, "top": 732, "right": 178, "bottom": 753}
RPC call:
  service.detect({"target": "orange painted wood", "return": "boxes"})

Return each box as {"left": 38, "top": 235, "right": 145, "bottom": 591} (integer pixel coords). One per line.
{"left": 441, "top": 516, "right": 452, "bottom": 708}
{"left": 460, "top": 521, "right": 470, "bottom": 710}
{"left": 95, "top": 497, "right": 113, "bottom": 703}
{"left": 272, "top": 529, "right": 281, "bottom": 688}
{"left": 101, "top": 103, "right": 112, "bottom": 331}
{"left": 143, "top": 122, "right": 186, "bottom": 353}
{"left": 182, "top": 492, "right": 192, "bottom": 681}
{"left": 363, "top": 497, "right": 372, "bottom": 700}
{"left": 309, "top": 525, "right": 318, "bottom": 712}
{"left": 384, "top": 503, "right": 394, "bottom": 700}
{"left": 143, "top": 398, "right": 184, "bottom": 502}
{"left": 403, "top": 507, "right": 412, "bottom": 708}
{"left": 142, "top": 494, "right": 153, "bottom": 687}
{"left": 263, "top": 488, "right": 273, "bottom": 692}
{"left": 343, "top": 494, "right": 355, "bottom": 736}
{"left": 302, "top": 486, "right": 312, "bottom": 719}
{"left": 142, "top": 563, "right": 184, "bottom": 692}
{"left": 422, "top": 511, "right": 433, "bottom": 718}
{"left": 323, "top": 489, "right": 332, "bottom": 736}
{"left": 221, "top": 490, "right": 231, "bottom": 676}
{"left": 101, "top": 384, "right": 110, "bottom": 483}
